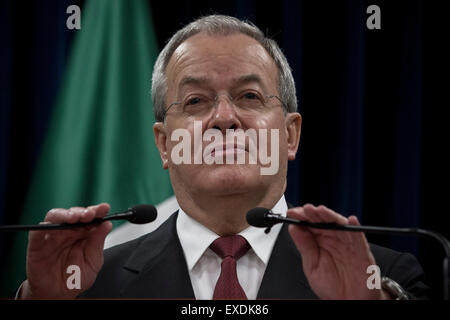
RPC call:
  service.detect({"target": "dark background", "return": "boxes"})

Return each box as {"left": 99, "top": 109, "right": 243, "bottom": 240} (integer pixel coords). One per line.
{"left": 1, "top": 0, "right": 449, "bottom": 299}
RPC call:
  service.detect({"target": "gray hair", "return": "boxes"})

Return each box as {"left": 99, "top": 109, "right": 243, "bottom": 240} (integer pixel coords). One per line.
{"left": 151, "top": 15, "right": 298, "bottom": 122}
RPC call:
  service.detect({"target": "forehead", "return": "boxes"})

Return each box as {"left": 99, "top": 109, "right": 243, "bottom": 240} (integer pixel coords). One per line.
{"left": 166, "top": 32, "right": 279, "bottom": 92}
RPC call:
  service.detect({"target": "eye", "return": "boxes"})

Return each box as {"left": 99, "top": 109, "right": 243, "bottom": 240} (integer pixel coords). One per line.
{"left": 236, "top": 91, "right": 264, "bottom": 109}
{"left": 242, "top": 92, "right": 259, "bottom": 100}
{"left": 186, "top": 97, "right": 202, "bottom": 105}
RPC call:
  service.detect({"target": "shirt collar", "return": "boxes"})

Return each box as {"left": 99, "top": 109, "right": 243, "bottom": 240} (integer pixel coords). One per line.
{"left": 176, "top": 195, "right": 288, "bottom": 271}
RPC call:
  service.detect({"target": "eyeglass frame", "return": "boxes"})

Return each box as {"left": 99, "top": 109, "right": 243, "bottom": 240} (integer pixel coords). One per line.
{"left": 161, "top": 93, "right": 287, "bottom": 121}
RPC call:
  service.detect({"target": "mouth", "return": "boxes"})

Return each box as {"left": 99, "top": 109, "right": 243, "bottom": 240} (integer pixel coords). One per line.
{"left": 210, "top": 143, "right": 247, "bottom": 157}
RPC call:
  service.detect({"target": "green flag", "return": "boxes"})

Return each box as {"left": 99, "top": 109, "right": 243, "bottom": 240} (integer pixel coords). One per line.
{"left": 2, "top": 0, "right": 172, "bottom": 295}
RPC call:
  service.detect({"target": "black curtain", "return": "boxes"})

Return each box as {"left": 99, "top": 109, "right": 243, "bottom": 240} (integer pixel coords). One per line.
{"left": 1, "top": 0, "right": 448, "bottom": 299}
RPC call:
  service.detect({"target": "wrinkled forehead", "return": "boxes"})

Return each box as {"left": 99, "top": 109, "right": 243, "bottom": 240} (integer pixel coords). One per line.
{"left": 165, "top": 33, "right": 279, "bottom": 94}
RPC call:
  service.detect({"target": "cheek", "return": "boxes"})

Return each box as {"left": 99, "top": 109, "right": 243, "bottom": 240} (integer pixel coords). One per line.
{"left": 164, "top": 121, "right": 198, "bottom": 167}
{"left": 249, "top": 114, "right": 271, "bottom": 129}
{"left": 249, "top": 114, "right": 287, "bottom": 147}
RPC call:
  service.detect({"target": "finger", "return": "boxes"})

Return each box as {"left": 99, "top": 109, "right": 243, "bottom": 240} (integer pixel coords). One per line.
{"left": 314, "top": 205, "right": 355, "bottom": 243}
{"left": 33, "top": 206, "right": 92, "bottom": 244}
{"left": 287, "top": 206, "right": 308, "bottom": 221}
{"left": 44, "top": 208, "right": 71, "bottom": 224}
{"left": 302, "top": 204, "right": 322, "bottom": 223}
{"left": 88, "top": 203, "right": 110, "bottom": 219}
{"left": 71, "top": 203, "right": 110, "bottom": 227}
{"left": 68, "top": 203, "right": 110, "bottom": 232}
{"left": 69, "top": 207, "right": 92, "bottom": 223}
{"left": 316, "top": 205, "right": 348, "bottom": 225}
{"left": 288, "top": 206, "right": 340, "bottom": 238}
{"left": 45, "top": 206, "right": 91, "bottom": 225}
{"left": 77, "top": 203, "right": 110, "bottom": 236}
{"left": 289, "top": 206, "right": 351, "bottom": 245}
{"left": 348, "top": 215, "right": 360, "bottom": 226}
{"left": 28, "top": 204, "right": 110, "bottom": 252}
{"left": 84, "top": 221, "right": 113, "bottom": 270}
{"left": 27, "top": 222, "right": 53, "bottom": 253}
{"left": 288, "top": 224, "right": 319, "bottom": 272}
{"left": 348, "top": 215, "right": 372, "bottom": 253}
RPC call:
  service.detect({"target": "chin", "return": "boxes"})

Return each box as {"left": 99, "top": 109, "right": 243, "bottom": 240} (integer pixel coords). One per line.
{"left": 197, "top": 164, "right": 262, "bottom": 195}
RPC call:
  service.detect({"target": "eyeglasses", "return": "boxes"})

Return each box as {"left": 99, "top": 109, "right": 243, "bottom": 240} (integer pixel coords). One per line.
{"left": 162, "top": 91, "right": 285, "bottom": 120}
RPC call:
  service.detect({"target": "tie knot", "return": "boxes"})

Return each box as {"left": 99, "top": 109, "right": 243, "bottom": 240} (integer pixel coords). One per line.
{"left": 210, "top": 235, "right": 250, "bottom": 260}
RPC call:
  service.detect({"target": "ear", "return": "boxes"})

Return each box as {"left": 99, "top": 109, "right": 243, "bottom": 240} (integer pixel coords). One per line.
{"left": 153, "top": 122, "right": 169, "bottom": 170}
{"left": 284, "top": 112, "right": 302, "bottom": 161}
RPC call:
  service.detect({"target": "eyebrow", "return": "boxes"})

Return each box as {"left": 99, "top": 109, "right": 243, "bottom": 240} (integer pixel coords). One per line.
{"left": 233, "top": 74, "right": 264, "bottom": 86}
{"left": 179, "top": 76, "right": 209, "bottom": 88}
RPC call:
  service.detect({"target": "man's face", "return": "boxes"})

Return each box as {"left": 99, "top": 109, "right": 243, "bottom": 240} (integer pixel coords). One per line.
{"left": 154, "top": 33, "right": 301, "bottom": 200}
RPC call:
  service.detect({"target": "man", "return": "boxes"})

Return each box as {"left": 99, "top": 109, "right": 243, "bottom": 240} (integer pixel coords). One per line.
{"left": 19, "top": 15, "right": 429, "bottom": 299}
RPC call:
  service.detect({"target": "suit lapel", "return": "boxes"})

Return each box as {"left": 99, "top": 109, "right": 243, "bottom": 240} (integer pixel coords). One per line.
{"left": 257, "top": 224, "right": 318, "bottom": 299}
{"left": 118, "top": 205, "right": 317, "bottom": 299}
{"left": 120, "top": 212, "right": 195, "bottom": 299}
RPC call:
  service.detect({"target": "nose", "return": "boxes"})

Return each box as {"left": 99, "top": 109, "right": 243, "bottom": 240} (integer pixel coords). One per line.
{"left": 207, "top": 95, "right": 242, "bottom": 133}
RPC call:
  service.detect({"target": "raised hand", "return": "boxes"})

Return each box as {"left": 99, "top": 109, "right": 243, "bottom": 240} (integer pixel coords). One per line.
{"left": 288, "top": 204, "right": 389, "bottom": 300}
{"left": 20, "top": 203, "right": 112, "bottom": 299}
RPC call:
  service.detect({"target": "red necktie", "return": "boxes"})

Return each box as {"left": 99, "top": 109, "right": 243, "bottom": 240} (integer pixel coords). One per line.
{"left": 210, "top": 235, "right": 251, "bottom": 299}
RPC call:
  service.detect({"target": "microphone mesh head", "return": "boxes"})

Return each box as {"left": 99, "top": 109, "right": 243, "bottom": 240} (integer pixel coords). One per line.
{"left": 246, "top": 207, "right": 271, "bottom": 227}
{"left": 128, "top": 204, "right": 157, "bottom": 224}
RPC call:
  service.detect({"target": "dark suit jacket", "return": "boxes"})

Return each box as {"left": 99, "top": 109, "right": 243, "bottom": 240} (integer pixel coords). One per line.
{"left": 80, "top": 212, "right": 430, "bottom": 299}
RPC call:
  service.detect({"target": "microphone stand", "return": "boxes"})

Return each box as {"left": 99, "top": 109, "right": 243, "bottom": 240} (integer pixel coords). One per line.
{"left": 264, "top": 213, "right": 450, "bottom": 300}
{"left": 0, "top": 208, "right": 150, "bottom": 232}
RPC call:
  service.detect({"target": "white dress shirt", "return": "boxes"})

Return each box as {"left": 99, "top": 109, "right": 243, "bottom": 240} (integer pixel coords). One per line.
{"left": 176, "top": 195, "right": 288, "bottom": 300}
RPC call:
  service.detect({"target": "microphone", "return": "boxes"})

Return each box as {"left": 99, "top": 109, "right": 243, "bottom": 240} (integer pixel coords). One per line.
{"left": 246, "top": 207, "right": 450, "bottom": 300}
{"left": 0, "top": 204, "right": 157, "bottom": 232}
{"left": 247, "top": 207, "right": 450, "bottom": 240}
